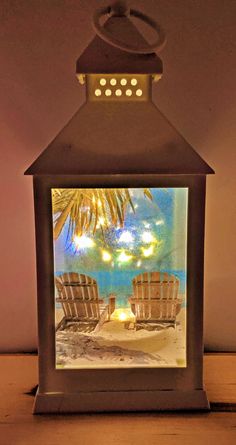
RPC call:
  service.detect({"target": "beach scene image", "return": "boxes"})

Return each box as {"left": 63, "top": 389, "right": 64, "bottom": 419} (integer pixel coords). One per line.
{"left": 52, "top": 187, "right": 188, "bottom": 369}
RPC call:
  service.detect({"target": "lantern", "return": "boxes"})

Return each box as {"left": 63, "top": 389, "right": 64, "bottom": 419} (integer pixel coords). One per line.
{"left": 25, "top": 2, "right": 214, "bottom": 413}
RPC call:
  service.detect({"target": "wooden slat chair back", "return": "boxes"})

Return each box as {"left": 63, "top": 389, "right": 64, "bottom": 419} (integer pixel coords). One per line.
{"left": 130, "top": 272, "right": 181, "bottom": 323}
{"left": 55, "top": 273, "right": 108, "bottom": 327}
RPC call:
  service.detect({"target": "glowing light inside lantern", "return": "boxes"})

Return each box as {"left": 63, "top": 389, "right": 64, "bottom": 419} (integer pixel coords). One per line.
{"left": 142, "top": 245, "right": 154, "bottom": 257}
{"left": 118, "top": 312, "right": 127, "bottom": 322}
{"left": 118, "top": 251, "right": 133, "bottom": 263}
{"left": 102, "top": 250, "right": 112, "bottom": 262}
{"left": 131, "top": 78, "right": 138, "bottom": 86}
{"left": 115, "top": 89, "right": 122, "bottom": 96}
{"left": 156, "top": 219, "right": 164, "bottom": 226}
{"left": 98, "top": 217, "right": 105, "bottom": 226}
{"left": 119, "top": 231, "right": 134, "bottom": 244}
{"left": 74, "top": 235, "right": 94, "bottom": 249}
{"left": 136, "top": 89, "right": 143, "bottom": 96}
{"left": 142, "top": 231, "right": 155, "bottom": 243}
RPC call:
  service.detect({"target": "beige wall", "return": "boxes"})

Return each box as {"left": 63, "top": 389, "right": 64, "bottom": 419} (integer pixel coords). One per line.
{"left": 0, "top": 0, "right": 235, "bottom": 352}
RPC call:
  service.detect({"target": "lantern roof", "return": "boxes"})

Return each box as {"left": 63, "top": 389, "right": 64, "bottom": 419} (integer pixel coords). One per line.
{"left": 76, "top": 14, "right": 163, "bottom": 78}
{"left": 25, "top": 101, "right": 214, "bottom": 176}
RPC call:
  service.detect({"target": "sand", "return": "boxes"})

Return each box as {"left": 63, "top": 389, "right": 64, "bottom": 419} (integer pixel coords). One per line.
{"left": 55, "top": 307, "right": 186, "bottom": 369}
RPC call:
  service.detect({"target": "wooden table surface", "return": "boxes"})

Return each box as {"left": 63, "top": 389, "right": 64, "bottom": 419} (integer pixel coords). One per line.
{"left": 0, "top": 354, "right": 236, "bottom": 445}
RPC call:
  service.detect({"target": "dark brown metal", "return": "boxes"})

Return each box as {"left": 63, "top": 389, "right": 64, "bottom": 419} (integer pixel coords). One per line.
{"left": 32, "top": 174, "right": 209, "bottom": 413}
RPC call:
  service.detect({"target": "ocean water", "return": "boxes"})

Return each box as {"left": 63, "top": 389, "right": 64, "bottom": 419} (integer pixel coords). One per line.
{"left": 55, "top": 269, "right": 186, "bottom": 308}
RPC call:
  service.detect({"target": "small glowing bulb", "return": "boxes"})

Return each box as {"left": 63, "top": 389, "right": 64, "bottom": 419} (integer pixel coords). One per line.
{"left": 120, "top": 78, "right": 127, "bottom": 86}
{"left": 119, "top": 231, "right": 134, "bottom": 244}
{"left": 137, "top": 260, "right": 142, "bottom": 267}
{"left": 118, "top": 251, "right": 132, "bottom": 263}
{"left": 156, "top": 219, "right": 164, "bottom": 226}
{"left": 136, "top": 89, "right": 143, "bottom": 97}
{"left": 142, "top": 245, "right": 154, "bottom": 257}
{"left": 126, "top": 89, "right": 132, "bottom": 97}
{"left": 142, "top": 232, "right": 155, "bottom": 244}
{"left": 115, "top": 89, "right": 122, "bottom": 96}
{"left": 100, "top": 78, "right": 106, "bottom": 86}
{"left": 105, "top": 89, "right": 112, "bottom": 96}
{"left": 102, "top": 250, "right": 112, "bottom": 262}
{"left": 97, "top": 199, "right": 102, "bottom": 207}
{"left": 74, "top": 235, "right": 94, "bottom": 249}
{"left": 131, "top": 78, "right": 138, "bottom": 86}
{"left": 110, "top": 78, "right": 117, "bottom": 85}
{"left": 96, "top": 217, "right": 106, "bottom": 228}
{"left": 95, "top": 89, "right": 101, "bottom": 97}
{"left": 119, "top": 312, "right": 127, "bottom": 322}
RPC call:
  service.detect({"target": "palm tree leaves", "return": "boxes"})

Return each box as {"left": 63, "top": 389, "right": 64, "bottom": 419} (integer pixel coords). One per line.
{"left": 52, "top": 188, "right": 153, "bottom": 241}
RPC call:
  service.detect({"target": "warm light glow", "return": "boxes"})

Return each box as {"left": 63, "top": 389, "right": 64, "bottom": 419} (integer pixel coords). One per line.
{"left": 120, "top": 78, "right": 127, "bottom": 86}
{"left": 131, "top": 78, "right": 138, "bottom": 86}
{"left": 126, "top": 89, "right": 132, "bottom": 96}
{"left": 74, "top": 235, "right": 94, "bottom": 249}
{"left": 118, "top": 312, "right": 127, "bottom": 322}
{"left": 98, "top": 217, "right": 105, "bottom": 226}
{"left": 155, "top": 219, "right": 164, "bottom": 226}
{"left": 102, "top": 250, "right": 112, "bottom": 262}
{"left": 137, "top": 260, "right": 142, "bottom": 267}
{"left": 118, "top": 251, "right": 133, "bottom": 263}
{"left": 110, "top": 78, "right": 117, "bottom": 85}
{"left": 119, "top": 231, "right": 134, "bottom": 243}
{"left": 100, "top": 78, "right": 106, "bottom": 86}
{"left": 110, "top": 308, "right": 135, "bottom": 322}
{"left": 105, "top": 89, "right": 112, "bottom": 96}
{"left": 142, "top": 245, "right": 154, "bottom": 257}
{"left": 142, "top": 231, "right": 155, "bottom": 243}
{"left": 136, "top": 89, "right": 143, "bottom": 97}
{"left": 95, "top": 89, "right": 101, "bottom": 96}
{"left": 115, "top": 89, "right": 122, "bottom": 96}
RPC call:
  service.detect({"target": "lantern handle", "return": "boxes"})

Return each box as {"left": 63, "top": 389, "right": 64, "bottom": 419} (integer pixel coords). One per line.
{"left": 92, "top": 4, "right": 166, "bottom": 54}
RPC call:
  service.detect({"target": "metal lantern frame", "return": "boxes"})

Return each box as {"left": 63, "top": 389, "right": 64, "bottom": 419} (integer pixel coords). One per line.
{"left": 25, "top": 3, "right": 213, "bottom": 413}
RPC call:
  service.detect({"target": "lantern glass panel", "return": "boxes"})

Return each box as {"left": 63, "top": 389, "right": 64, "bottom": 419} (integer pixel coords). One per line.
{"left": 52, "top": 187, "right": 188, "bottom": 369}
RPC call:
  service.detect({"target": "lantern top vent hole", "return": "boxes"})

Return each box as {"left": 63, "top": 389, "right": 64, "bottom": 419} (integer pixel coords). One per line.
{"left": 87, "top": 74, "right": 150, "bottom": 101}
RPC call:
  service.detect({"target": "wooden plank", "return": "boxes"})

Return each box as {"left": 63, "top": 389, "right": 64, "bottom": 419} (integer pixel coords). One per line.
{"left": 0, "top": 354, "right": 235, "bottom": 445}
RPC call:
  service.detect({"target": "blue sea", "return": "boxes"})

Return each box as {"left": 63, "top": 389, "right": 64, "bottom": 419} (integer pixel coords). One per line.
{"left": 55, "top": 269, "right": 186, "bottom": 308}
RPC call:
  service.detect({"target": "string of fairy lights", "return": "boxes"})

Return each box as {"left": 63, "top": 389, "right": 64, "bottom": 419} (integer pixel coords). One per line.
{"left": 72, "top": 218, "right": 165, "bottom": 268}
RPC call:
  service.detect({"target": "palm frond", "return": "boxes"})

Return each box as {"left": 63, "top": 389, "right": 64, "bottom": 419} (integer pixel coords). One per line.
{"left": 52, "top": 188, "right": 153, "bottom": 241}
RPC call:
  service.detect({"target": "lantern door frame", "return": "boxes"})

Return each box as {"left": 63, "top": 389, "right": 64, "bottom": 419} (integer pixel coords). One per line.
{"left": 33, "top": 173, "right": 209, "bottom": 413}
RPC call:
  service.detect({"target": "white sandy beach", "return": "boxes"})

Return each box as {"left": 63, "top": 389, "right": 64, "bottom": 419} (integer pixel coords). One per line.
{"left": 55, "top": 306, "right": 186, "bottom": 369}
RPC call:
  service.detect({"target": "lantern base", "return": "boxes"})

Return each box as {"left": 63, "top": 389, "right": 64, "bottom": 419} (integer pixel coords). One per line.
{"left": 33, "top": 388, "right": 209, "bottom": 413}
